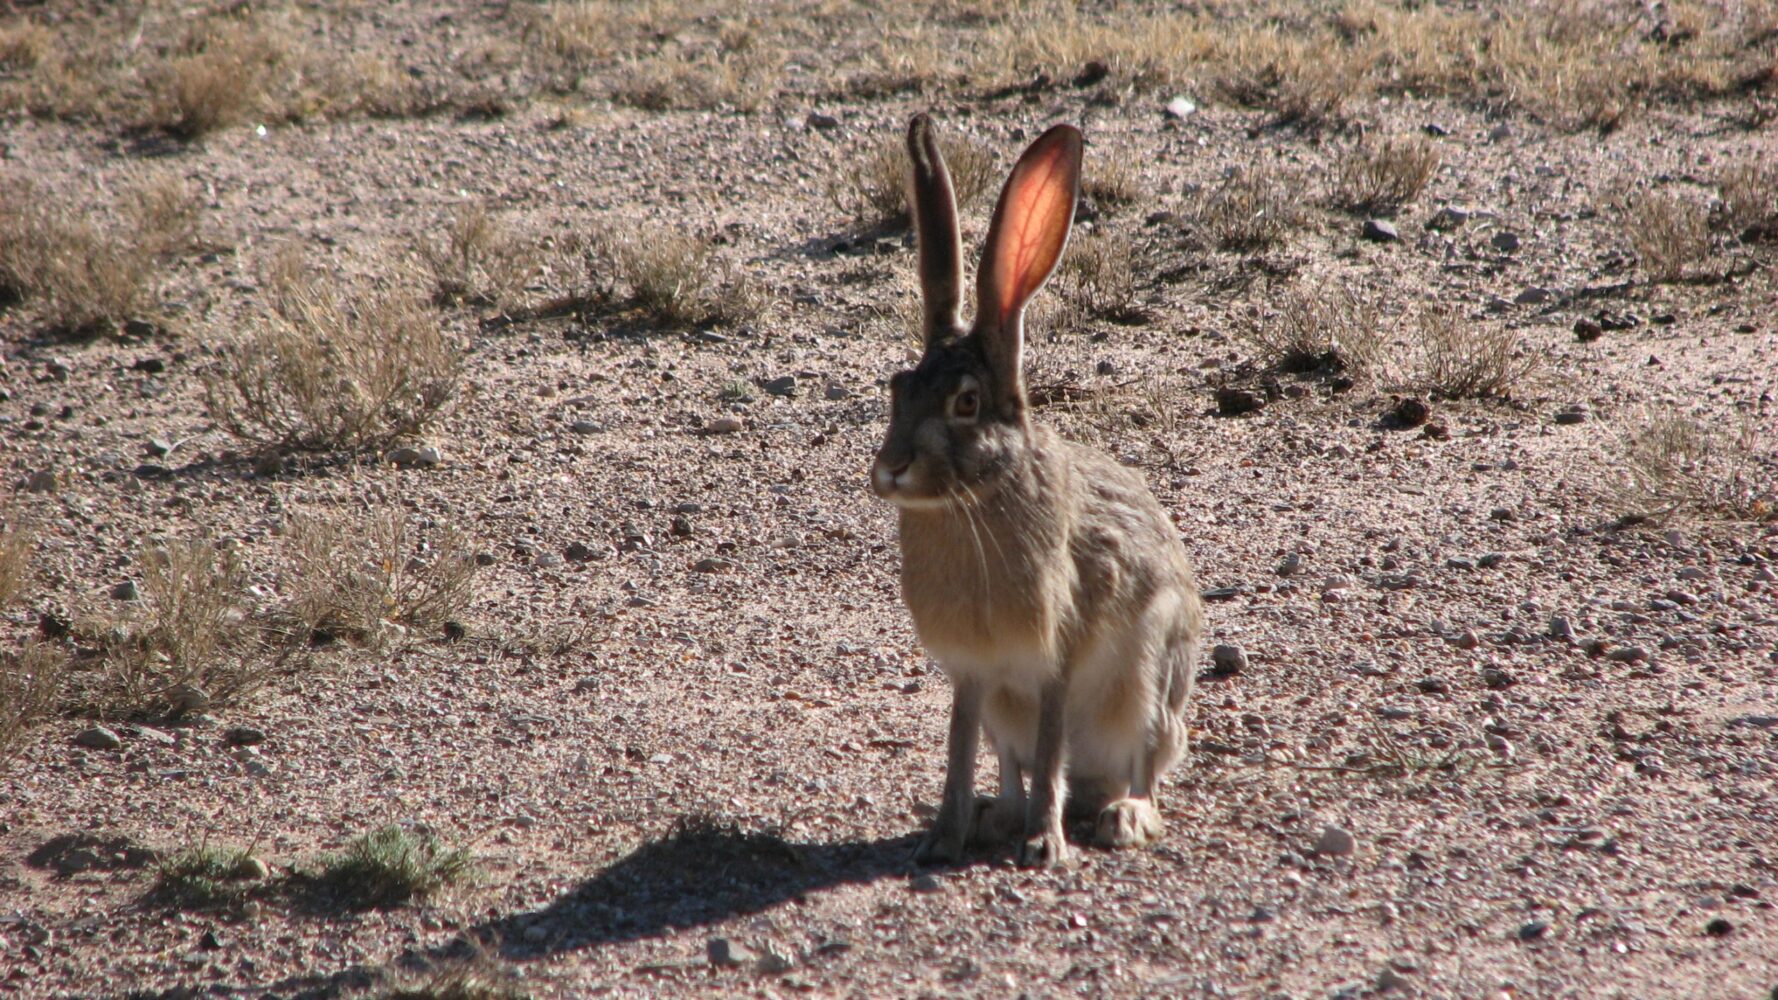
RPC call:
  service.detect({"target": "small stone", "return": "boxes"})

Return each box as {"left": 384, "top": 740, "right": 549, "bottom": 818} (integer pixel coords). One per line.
{"left": 1275, "top": 553, "right": 1301, "bottom": 577}
{"left": 167, "top": 683, "right": 211, "bottom": 714}
{"left": 25, "top": 469, "right": 57, "bottom": 493}
{"left": 824, "top": 383, "right": 851, "bottom": 401}
{"left": 233, "top": 856, "right": 270, "bottom": 880}
{"left": 693, "top": 557, "right": 733, "bottom": 573}
{"left": 1491, "top": 231, "right": 1522, "bottom": 252}
{"left": 1376, "top": 967, "right": 1411, "bottom": 992}
{"left": 1389, "top": 396, "right": 1430, "bottom": 427}
{"left": 1209, "top": 644, "right": 1248, "bottom": 677}
{"left": 388, "top": 445, "right": 442, "bottom": 468}
{"left": 1518, "top": 920, "right": 1550, "bottom": 941}
{"left": 1574, "top": 318, "right": 1604, "bottom": 342}
{"left": 706, "top": 416, "right": 744, "bottom": 434}
{"left": 1427, "top": 206, "right": 1468, "bottom": 230}
{"left": 132, "top": 356, "right": 168, "bottom": 374}
{"left": 563, "top": 542, "right": 596, "bottom": 562}
{"left": 707, "top": 937, "right": 752, "bottom": 967}
{"left": 1489, "top": 123, "right": 1513, "bottom": 142}
{"left": 1414, "top": 676, "right": 1449, "bottom": 694}
{"left": 75, "top": 726, "right": 123, "bottom": 750}
{"left": 474, "top": 551, "right": 498, "bottom": 567}
{"left": 1451, "top": 629, "right": 1481, "bottom": 650}
{"left": 1549, "top": 617, "right": 1575, "bottom": 641}
{"left": 110, "top": 580, "right": 140, "bottom": 601}
{"left": 1606, "top": 646, "right": 1650, "bottom": 663}
{"left": 1554, "top": 405, "right": 1589, "bottom": 425}
{"left": 570, "top": 419, "right": 600, "bottom": 434}
{"left": 1446, "top": 557, "right": 1477, "bottom": 571}
{"left": 671, "top": 516, "right": 693, "bottom": 536}
{"left": 1163, "top": 96, "right": 1197, "bottom": 119}
{"left": 1314, "top": 825, "right": 1357, "bottom": 857}
{"left": 1482, "top": 667, "right": 1517, "bottom": 689}
{"left": 804, "top": 111, "right": 839, "bottom": 130}
{"left": 1478, "top": 552, "right": 1506, "bottom": 568}
{"left": 224, "top": 727, "right": 267, "bottom": 747}
{"left": 762, "top": 375, "right": 798, "bottom": 397}
{"left": 1515, "top": 286, "right": 1552, "bottom": 305}
{"left": 756, "top": 947, "right": 796, "bottom": 974}
{"left": 1362, "top": 218, "right": 1400, "bottom": 243}
{"left": 910, "top": 873, "right": 943, "bottom": 893}
{"left": 1705, "top": 917, "right": 1734, "bottom": 937}
{"left": 1420, "top": 422, "right": 1449, "bottom": 441}
{"left": 145, "top": 437, "right": 175, "bottom": 458}
{"left": 1215, "top": 387, "right": 1265, "bottom": 416}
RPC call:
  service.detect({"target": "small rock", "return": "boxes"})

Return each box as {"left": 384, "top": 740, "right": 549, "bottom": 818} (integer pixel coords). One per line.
{"left": 1518, "top": 920, "right": 1549, "bottom": 941}
{"left": 693, "top": 557, "right": 733, "bottom": 573}
{"left": 1209, "top": 644, "right": 1248, "bottom": 677}
{"left": 570, "top": 419, "right": 600, "bottom": 434}
{"left": 563, "top": 542, "right": 596, "bottom": 562}
{"left": 1446, "top": 557, "right": 1477, "bottom": 571}
{"left": 132, "top": 356, "right": 167, "bottom": 374}
{"left": 145, "top": 437, "right": 175, "bottom": 458}
{"left": 1451, "top": 629, "right": 1481, "bottom": 650}
{"left": 1478, "top": 552, "right": 1506, "bottom": 569}
{"left": 756, "top": 946, "right": 796, "bottom": 974}
{"left": 1482, "top": 667, "right": 1517, "bottom": 689}
{"left": 1515, "top": 286, "right": 1552, "bottom": 305}
{"left": 1362, "top": 218, "right": 1400, "bottom": 243}
{"left": 1414, "top": 676, "right": 1449, "bottom": 694}
{"left": 1548, "top": 616, "right": 1575, "bottom": 641}
{"left": 1422, "top": 122, "right": 1449, "bottom": 136}
{"left": 707, "top": 937, "right": 753, "bottom": 967}
{"left": 474, "top": 551, "right": 498, "bottom": 567}
{"left": 1606, "top": 646, "right": 1650, "bottom": 663}
{"left": 75, "top": 726, "right": 123, "bottom": 750}
{"left": 824, "top": 383, "right": 851, "bottom": 401}
{"left": 910, "top": 873, "right": 943, "bottom": 893}
{"left": 110, "top": 580, "right": 140, "bottom": 601}
{"left": 1574, "top": 318, "right": 1604, "bottom": 342}
{"left": 1215, "top": 387, "right": 1265, "bottom": 416}
{"left": 706, "top": 416, "right": 744, "bottom": 434}
{"left": 762, "top": 375, "right": 798, "bottom": 397}
{"left": 1420, "top": 422, "right": 1449, "bottom": 441}
{"left": 1275, "top": 553, "right": 1301, "bottom": 577}
{"left": 388, "top": 445, "right": 442, "bottom": 468}
{"left": 224, "top": 727, "right": 267, "bottom": 747}
{"left": 1488, "top": 123, "right": 1513, "bottom": 142}
{"left": 1427, "top": 206, "right": 1468, "bottom": 230}
{"left": 234, "top": 856, "right": 270, "bottom": 880}
{"left": 1705, "top": 917, "right": 1734, "bottom": 937}
{"left": 25, "top": 469, "right": 57, "bottom": 493}
{"left": 167, "top": 683, "right": 211, "bottom": 715}
{"left": 1376, "top": 967, "right": 1411, "bottom": 992}
{"left": 1074, "top": 60, "right": 1110, "bottom": 86}
{"left": 804, "top": 111, "right": 839, "bottom": 130}
{"left": 1491, "top": 231, "right": 1522, "bottom": 252}
{"left": 1389, "top": 396, "right": 1430, "bottom": 427}
{"left": 1554, "top": 404, "right": 1589, "bottom": 425}
{"left": 1163, "top": 96, "right": 1197, "bottom": 119}
{"left": 671, "top": 516, "right": 693, "bottom": 536}
{"left": 1315, "top": 825, "right": 1357, "bottom": 857}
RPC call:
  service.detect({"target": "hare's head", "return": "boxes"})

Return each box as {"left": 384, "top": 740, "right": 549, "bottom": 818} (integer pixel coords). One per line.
{"left": 871, "top": 114, "right": 1082, "bottom": 509}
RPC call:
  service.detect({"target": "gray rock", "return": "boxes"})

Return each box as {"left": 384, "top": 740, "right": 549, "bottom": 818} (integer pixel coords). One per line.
{"left": 910, "top": 873, "right": 943, "bottom": 893}
{"left": 388, "top": 445, "right": 443, "bottom": 468}
{"left": 1362, "top": 219, "right": 1400, "bottom": 242}
{"left": 707, "top": 936, "right": 753, "bottom": 967}
{"left": 1315, "top": 824, "right": 1357, "bottom": 856}
{"left": 1554, "top": 405, "right": 1589, "bottom": 425}
{"left": 1489, "top": 123, "right": 1513, "bottom": 142}
{"left": 1427, "top": 206, "right": 1469, "bottom": 230}
{"left": 755, "top": 946, "right": 796, "bottom": 974}
{"left": 1451, "top": 629, "right": 1481, "bottom": 650}
{"left": 1515, "top": 286, "right": 1552, "bottom": 305}
{"left": 75, "top": 726, "right": 122, "bottom": 750}
{"left": 224, "top": 727, "right": 267, "bottom": 746}
{"left": 1215, "top": 387, "right": 1265, "bottom": 416}
{"left": 570, "top": 419, "right": 600, "bottom": 434}
{"left": 167, "top": 683, "right": 211, "bottom": 715}
{"left": 762, "top": 375, "right": 798, "bottom": 397}
{"left": 824, "top": 383, "right": 851, "bottom": 401}
{"left": 694, "top": 557, "right": 734, "bottom": 573}
{"left": 1491, "top": 231, "right": 1522, "bottom": 252}
{"left": 1548, "top": 616, "right": 1575, "bottom": 641}
{"left": 110, "top": 580, "right": 140, "bottom": 601}
{"left": 1606, "top": 646, "right": 1651, "bottom": 663}
{"left": 1275, "top": 553, "right": 1302, "bottom": 577}
{"left": 1482, "top": 667, "right": 1517, "bottom": 689}
{"left": 805, "top": 111, "right": 840, "bottom": 130}
{"left": 25, "top": 469, "right": 57, "bottom": 493}
{"left": 1210, "top": 644, "right": 1248, "bottom": 676}
{"left": 1518, "top": 920, "right": 1549, "bottom": 941}
{"left": 706, "top": 416, "right": 744, "bottom": 434}
{"left": 145, "top": 437, "right": 175, "bottom": 458}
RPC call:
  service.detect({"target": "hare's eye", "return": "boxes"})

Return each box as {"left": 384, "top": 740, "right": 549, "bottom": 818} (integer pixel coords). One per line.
{"left": 951, "top": 388, "right": 980, "bottom": 420}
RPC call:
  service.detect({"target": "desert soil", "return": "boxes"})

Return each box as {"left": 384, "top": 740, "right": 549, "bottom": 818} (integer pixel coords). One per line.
{"left": 2, "top": 3, "right": 1777, "bottom": 999}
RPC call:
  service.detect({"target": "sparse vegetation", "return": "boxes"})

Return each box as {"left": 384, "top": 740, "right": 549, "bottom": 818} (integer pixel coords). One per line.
{"left": 0, "top": 173, "right": 200, "bottom": 336}
{"left": 1618, "top": 411, "right": 1776, "bottom": 522}
{"left": 1629, "top": 190, "right": 1714, "bottom": 283}
{"left": 827, "top": 131, "right": 997, "bottom": 226}
{"left": 598, "top": 227, "right": 764, "bottom": 328}
{"left": 1237, "top": 280, "right": 1383, "bottom": 375}
{"left": 1718, "top": 161, "right": 1778, "bottom": 241}
{"left": 378, "top": 956, "right": 532, "bottom": 1000}
{"left": 1194, "top": 165, "right": 1301, "bottom": 252}
{"left": 152, "top": 841, "right": 269, "bottom": 909}
{"left": 206, "top": 251, "right": 461, "bottom": 452}
{"left": 147, "top": 16, "right": 302, "bottom": 140}
{"left": 1083, "top": 152, "right": 1144, "bottom": 211}
{"left": 1, "top": 643, "right": 67, "bottom": 761}
{"left": 1330, "top": 134, "right": 1440, "bottom": 215}
{"left": 1407, "top": 311, "right": 1538, "bottom": 399}
{"left": 284, "top": 511, "right": 479, "bottom": 647}
{"left": 75, "top": 539, "right": 268, "bottom": 719}
{"left": 309, "top": 825, "right": 472, "bottom": 909}
{"left": 0, "top": 511, "right": 30, "bottom": 608}
{"left": 1048, "top": 230, "right": 1141, "bottom": 326}
{"left": 416, "top": 202, "right": 541, "bottom": 308}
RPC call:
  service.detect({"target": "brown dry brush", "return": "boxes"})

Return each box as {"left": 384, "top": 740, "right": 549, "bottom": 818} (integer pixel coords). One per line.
{"left": 0, "top": 172, "right": 200, "bottom": 336}
{"left": 594, "top": 225, "right": 765, "bottom": 328}
{"left": 284, "top": 512, "right": 480, "bottom": 647}
{"left": 826, "top": 130, "right": 998, "bottom": 226}
{"left": 415, "top": 202, "right": 542, "bottom": 308}
{"left": 1409, "top": 311, "right": 1539, "bottom": 399}
{"left": 0, "top": 510, "right": 31, "bottom": 608}
{"left": 1236, "top": 280, "right": 1385, "bottom": 376}
{"left": 1193, "top": 164, "right": 1302, "bottom": 252}
{"left": 0, "top": 643, "right": 67, "bottom": 762}
{"left": 1628, "top": 189, "right": 1715, "bottom": 283}
{"left": 206, "top": 252, "right": 461, "bottom": 453}
{"left": 1618, "top": 411, "right": 1777, "bottom": 522}
{"left": 1329, "top": 134, "right": 1441, "bottom": 215}
{"left": 1717, "top": 160, "right": 1778, "bottom": 242}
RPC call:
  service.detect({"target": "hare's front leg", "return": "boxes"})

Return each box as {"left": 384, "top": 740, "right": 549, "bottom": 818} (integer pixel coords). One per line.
{"left": 915, "top": 677, "right": 982, "bottom": 865}
{"left": 1018, "top": 678, "right": 1070, "bottom": 868}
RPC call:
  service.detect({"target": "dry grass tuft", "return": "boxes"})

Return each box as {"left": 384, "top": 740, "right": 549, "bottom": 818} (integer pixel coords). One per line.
{"left": 0, "top": 511, "right": 31, "bottom": 608}
{"left": 0, "top": 173, "right": 200, "bottom": 335}
{"left": 377, "top": 953, "right": 531, "bottom": 1000}
{"left": 1330, "top": 134, "right": 1441, "bottom": 215}
{"left": 1408, "top": 311, "right": 1538, "bottom": 399}
{"left": 284, "top": 511, "right": 479, "bottom": 647}
{"left": 1213, "top": 30, "right": 1361, "bottom": 128}
{"left": 827, "top": 130, "right": 997, "bottom": 226}
{"left": 1618, "top": 411, "right": 1776, "bottom": 522}
{"left": 1193, "top": 164, "right": 1302, "bottom": 252}
{"left": 307, "top": 825, "right": 473, "bottom": 909}
{"left": 1047, "top": 230, "right": 1141, "bottom": 326}
{"left": 1, "top": 643, "right": 67, "bottom": 762}
{"left": 1628, "top": 190, "right": 1714, "bottom": 282}
{"left": 77, "top": 539, "right": 268, "bottom": 719}
{"left": 415, "top": 202, "right": 541, "bottom": 308}
{"left": 206, "top": 251, "right": 461, "bottom": 452}
{"left": 1236, "top": 280, "right": 1384, "bottom": 375}
{"left": 147, "top": 17, "right": 300, "bottom": 140}
{"left": 1082, "top": 152, "right": 1145, "bottom": 211}
{"left": 598, "top": 227, "right": 764, "bottom": 328}
{"left": 152, "top": 840, "right": 269, "bottom": 910}
{"left": 1718, "top": 161, "right": 1778, "bottom": 241}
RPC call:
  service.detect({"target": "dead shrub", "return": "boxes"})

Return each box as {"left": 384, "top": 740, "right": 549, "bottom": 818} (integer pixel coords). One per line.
{"left": 1718, "top": 161, "right": 1778, "bottom": 241}
{"left": 205, "top": 252, "right": 461, "bottom": 452}
{"left": 1408, "top": 311, "right": 1538, "bottom": 399}
{"left": 1083, "top": 152, "right": 1145, "bottom": 211}
{"left": 284, "top": 512, "right": 479, "bottom": 647}
{"left": 609, "top": 44, "right": 783, "bottom": 112}
{"left": 1213, "top": 30, "right": 1360, "bottom": 127}
{"left": 0, "top": 173, "right": 201, "bottom": 335}
{"left": 0, "top": 512, "right": 31, "bottom": 608}
{"left": 0, "top": 643, "right": 66, "bottom": 761}
{"left": 415, "top": 202, "right": 541, "bottom": 308}
{"left": 147, "top": 16, "right": 304, "bottom": 139}
{"left": 75, "top": 539, "right": 268, "bottom": 719}
{"left": 1330, "top": 134, "right": 1441, "bottom": 215}
{"left": 1048, "top": 230, "right": 1141, "bottom": 326}
{"left": 1628, "top": 190, "right": 1714, "bottom": 282}
{"left": 826, "top": 130, "right": 997, "bottom": 226}
{"left": 598, "top": 227, "right": 764, "bottom": 328}
{"left": 1193, "top": 165, "right": 1301, "bottom": 252}
{"left": 1618, "top": 411, "right": 1776, "bottom": 522}
{"left": 1236, "top": 281, "right": 1383, "bottom": 376}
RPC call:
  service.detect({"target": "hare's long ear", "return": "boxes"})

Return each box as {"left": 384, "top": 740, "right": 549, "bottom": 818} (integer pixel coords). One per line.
{"left": 906, "top": 113, "right": 963, "bottom": 344}
{"left": 975, "top": 124, "right": 1082, "bottom": 402}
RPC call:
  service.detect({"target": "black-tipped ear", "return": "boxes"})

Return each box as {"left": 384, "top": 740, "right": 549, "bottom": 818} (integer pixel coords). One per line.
{"left": 906, "top": 113, "right": 963, "bottom": 344}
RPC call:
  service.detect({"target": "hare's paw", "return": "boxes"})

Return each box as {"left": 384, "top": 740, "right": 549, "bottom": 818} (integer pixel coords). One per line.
{"left": 1016, "top": 826, "right": 1071, "bottom": 869}
{"left": 969, "top": 795, "right": 1024, "bottom": 846}
{"left": 914, "top": 820, "right": 969, "bottom": 865}
{"left": 1093, "top": 798, "right": 1164, "bottom": 849}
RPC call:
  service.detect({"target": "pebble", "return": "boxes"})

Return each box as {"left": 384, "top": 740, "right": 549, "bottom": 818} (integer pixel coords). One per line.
{"left": 1554, "top": 404, "right": 1589, "bottom": 425}
{"left": 75, "top": 726, "right": 122, "bottom": 750}
{"left": 804, "top": 111, "right": 839, "bottom": 129}
{"left": 910, "top": 873, "right": 943, "bottom": 893}
{"left": 824, "top": 383, "right": 851, "bottom": 401}
{"left": 25, "top": 470, "right": 57, "bottom": 493}
{"left": 1315, "top": 825, "right": 1357, "bottom": 856}
{"left": 1518, "top": 920, "right": 1549, "bottom": 941}
{"left": 564, "top": 541, "right": 596, "bottom": 562}
{"left": 570, "top": 419, "right": 600, "bottom": 434}
{"left": 1705, "top": 917, "right": 1734, "bottom": 937}
{"left": 110, "top": 580, "right": 140, "bottom": 601}
{"left": 1275, "top": 553, "right": 1301, "bottom": 576}
{"left": 1481, "top": 667, "right": 1517, "bottom": 689}
{"left": 706, "top": 416, "right": 744, "bottom": 434}
{"left": 707, "top": 937, "right": 753, "bottom": 967}
{"left": 1515, "top": 286, "right": 1552, "bottom": 305}
{"left": 694, "top": 557, "right": 734, "bottom": 573}
{"left": 756, "top": 946, "right": 796, "bottom": 974}
{"left": 1574, "top": 318, "right": 1604, "bottom": 342}
{"left": 1414, "top": 676, "right": 1449, "bottom": 694}
{"left": 1209, "top": 644, "right": 1248, "bottom": 676}
{"left": 167, "top": 684, "right": 211, "bottom": 714}
{"left": 224, "top": 727, "right": 267, "bottom": 747}
{"left": 235, "top": 856, "right": 270, "bottom": 880}
{"left": 1215, "top": 387, "right": 1265, "bottom": 416}
{"left": 1376, "top": 967, "right": 1411, "bottom": 992}
{"left": 1427, "top": 206, "right": 1469, "bottom": 230}
{"left": 763, "top": 375, "right": 798, "bottom": 397}
{"left": 1451, "top": 629, "right": 1481, "bottom": 650}
{"left": 1362, "top": 219, "right": 1400, "bottom": 243}
{"left": 388, "top": 445, "right": 443, "bottom": 468}
{"left": 1548, "top": 616, "right": 1575, "bottom": 641}
{"left": 1491, "top": 231, "right": 1522, "bottom": 252}
{"left": 1606, "top": 646, "right": 1650, "bottom": 663}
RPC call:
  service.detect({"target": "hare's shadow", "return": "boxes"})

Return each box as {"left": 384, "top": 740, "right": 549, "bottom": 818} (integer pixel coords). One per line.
{"left": 474, "top": 817, "right": 924, "bottom": 960}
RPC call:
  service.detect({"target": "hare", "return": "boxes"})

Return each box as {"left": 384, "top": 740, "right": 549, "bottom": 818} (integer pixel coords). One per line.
{"left": 870, "top": 114, "right": 1202, "bottom": 868}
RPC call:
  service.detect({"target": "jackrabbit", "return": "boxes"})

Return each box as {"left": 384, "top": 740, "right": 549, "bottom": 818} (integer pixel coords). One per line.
{"left": 870, "top": 114, "right": 1202, "bottom": 868}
